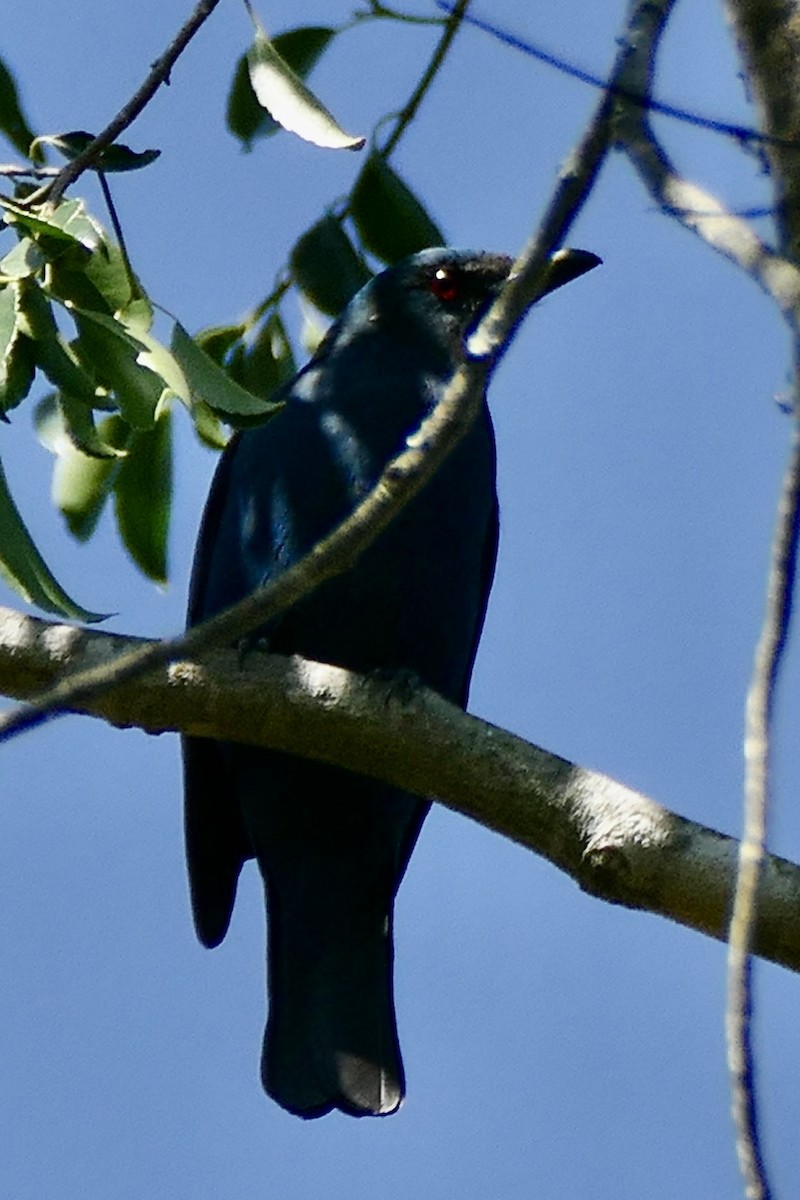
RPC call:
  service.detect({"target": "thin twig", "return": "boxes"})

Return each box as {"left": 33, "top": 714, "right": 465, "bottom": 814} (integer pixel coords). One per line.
{"left": 0, "top": 164, "right": 60, "bottom": 179}
{"left": 612, "top": 4, "right": 797, "bottom": 1196}
{"left": 726, "top": 367, "right": 800, "bottom": 1200}
{"left": 358, "top": 1, "right": 444, "bottom": 26}
{"left": 439, "top": 1, "right": 800, "bottom": 151}
{"left": 96, "top": 171, "right": 140, "bottom": 297}
{"left": 381, "top": 0, "right": 471, "bottom": 158}
{"left": 24, "top": 0, "right": 224, "bottom": 207}
{"left": 613, "top": 0, "right": 800, "bottom": 329}
{"left": 620, "top": 112, "right": 800, "bottom": 329}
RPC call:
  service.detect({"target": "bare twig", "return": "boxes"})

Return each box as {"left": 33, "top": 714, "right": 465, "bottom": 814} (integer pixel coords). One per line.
{"left": 621, "top": 122, "right": 800, "bottom": 328}
{"left": 0, "top": 164, "right": 60, "bottom": 179}
{"left": 724, "top": 0, "right": 800, "bottom": 263}
{"left": 726, "top": 380, "right": 800, "bottom": 1200}
{"left": 621, "top": 128, "right": 800, "bottom": 1188}
{"left": 24, "top": 0, "right": 224, "bottom": 207}
{"left": 440, "top": 0, "right": 800, "bottom": 151}
{"left": 723, "top": 3, "right": 800, "bottom": 1191}
{"left": 613, "top": 2, "right": 800, "bottom": 1195}
{"left": 381, "top": 0, "right": 471, "bottom": 158}
{"left": 614, "top": 7, "right": 800, "bottom": 334}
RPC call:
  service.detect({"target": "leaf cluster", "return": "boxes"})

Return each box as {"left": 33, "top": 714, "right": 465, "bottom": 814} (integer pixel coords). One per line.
{"left": 0, "top": 191, "right": 280, "bottom": 617}
{"left": 0, "top": 13, "right": 447, "bottom": 620}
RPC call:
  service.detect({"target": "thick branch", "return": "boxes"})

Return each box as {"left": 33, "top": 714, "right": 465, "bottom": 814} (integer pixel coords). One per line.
{"left": 1, "top": 604, "right": 799, "bottom": 974}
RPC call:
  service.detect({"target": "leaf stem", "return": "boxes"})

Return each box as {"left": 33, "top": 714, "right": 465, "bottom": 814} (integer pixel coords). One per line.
{"left": 381, "top": 0, "right": 472, "bottom": 159}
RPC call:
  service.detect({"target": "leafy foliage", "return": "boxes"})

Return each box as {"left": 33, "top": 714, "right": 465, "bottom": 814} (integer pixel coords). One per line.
{"left": 0, "top": 188, "right": 279, "bottom": 612}
{"left": 0, "top": 15, "right": 445, "bottom": 618}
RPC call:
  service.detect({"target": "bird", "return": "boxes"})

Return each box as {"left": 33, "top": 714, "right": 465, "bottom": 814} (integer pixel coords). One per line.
{"left": 182, "top": 246, "right": 599, "bottom": 1119}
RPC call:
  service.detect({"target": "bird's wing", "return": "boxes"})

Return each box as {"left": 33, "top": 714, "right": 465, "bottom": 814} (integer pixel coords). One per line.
{"left": 183, "top": 434, "right": 252, "bottom": 948}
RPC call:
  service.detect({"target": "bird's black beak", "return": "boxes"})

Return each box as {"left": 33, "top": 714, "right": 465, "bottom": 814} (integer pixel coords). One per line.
{"left": 532, "top": 248, "right": 602, "bottom": 299}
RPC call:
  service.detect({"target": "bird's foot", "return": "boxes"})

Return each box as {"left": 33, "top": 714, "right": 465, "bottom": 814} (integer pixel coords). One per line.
{"left": 236, "top": 630, "right": 271, "bottom": 669}
{"left": 368, "top": 666, "right": 424, "bottom": 706}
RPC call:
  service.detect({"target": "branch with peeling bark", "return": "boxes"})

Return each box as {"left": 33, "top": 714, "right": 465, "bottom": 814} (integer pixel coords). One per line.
{"left": 613, "top": 2, "right": 800, "bottom": 1196}
{"left": 2, "top": 602, "right": 799, "bottom": 975}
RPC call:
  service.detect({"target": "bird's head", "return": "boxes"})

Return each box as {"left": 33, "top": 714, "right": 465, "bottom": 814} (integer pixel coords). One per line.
{"left": 349, "top": 247, "right": 600, "bottom": 371}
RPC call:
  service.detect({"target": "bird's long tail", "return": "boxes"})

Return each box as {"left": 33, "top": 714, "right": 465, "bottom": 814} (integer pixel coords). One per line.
{"left": 238, "top": 753, "right": 427, "bottom": 1119}
{"left": 262, "top": 869, "right": 405, "bottom": 1118}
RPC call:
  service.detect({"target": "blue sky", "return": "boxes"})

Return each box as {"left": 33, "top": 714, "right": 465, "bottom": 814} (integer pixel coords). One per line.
{"left": 2, "top": 1, "right": 799, "bottom": 1196}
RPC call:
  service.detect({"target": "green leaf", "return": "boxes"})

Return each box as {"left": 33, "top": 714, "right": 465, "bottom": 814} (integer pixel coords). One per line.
{"left": 47, "top": 408, "right": 130, "bottom": 541}
{"left": 114, "top": 322, "right": 230, "bottom": 445}
{"left": 0, "top": 283, "right": 35, "bottom": 413}
{"left": 72, "top": 308, "right": 162, "bottom": 429}
{"left": 299, "top": 308, "right": 326, "bottom": 356}
{"left": 195, "top": 322, "right": 248, "bottom": 364}
{"left": 0, "top": 196, "right": 102, "bottom": 251}
{"left": 58, "top": 392, "right": 128, "bottom": 459}
{"left": 0, "top": 237, "right": 45, "bottom": 282}
{"left": 351, "top": 154, "right": 444, "bottom": 264}
{"left": 186, "top": 397, "right": 229, "bottom": 451}
{"left": 171, "top": 321, "right": 283, "bottom": 423}
{"left": 31, "top": 130, "right": 161, "bottom": 173}
{"left": 234, "top": 311, "right": 296, "bottom": 399}
{"left": 54, "top": 448, "right": 118, "bottom": 541}
{"left": 245, "top": 13, "right": 364, "bottom": 152}
{"left": 290, "top": 215, "right": 371, "bottom": 315}
{"left": 48, "top": 238, "right": 140, "bottom": 317}
{"left": 101, "top": 144, "right": 160, "bottom": 173}
{"left": 46, "top": 198, "right": 104, "bottom": 249}
{"left": 16, "top": 279, "right": 99, "bottom": 402}
{"left": 0, "top": 56, "right": 39, "bottom": 161}
{"left": 227, "top": 27, "right": 336, "bottom": 148}
{"left": 126, "top": 324, "right": 189, "bottom": 400}
{"left": 113, "top": 407, "right": 172, "bottom": 583}
{"left": 227, "top": 55, "right": 268, "bottom": 151}
{"left": 0, "top": 450, "right": 106, "bottom": 620}
{"left": 33, "top": 391, "right": 66, "bottom": 453}
{"left": 119, "top": 295, "right": 153, "bottom": 335}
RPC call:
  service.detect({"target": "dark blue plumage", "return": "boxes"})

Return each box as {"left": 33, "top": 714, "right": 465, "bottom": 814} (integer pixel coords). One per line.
{"left": 183, "top": 247, "right": 599, "bottom": 1119}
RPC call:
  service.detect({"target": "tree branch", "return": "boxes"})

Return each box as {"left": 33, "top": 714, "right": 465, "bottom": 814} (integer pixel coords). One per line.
{"left": 25, "top": 0, "right": 224, "bottom": 206}
{"left": 1, "top": 603, "right": 800, "bottom": 976}
{"left": 725, "top": 0, "right": 800, "bottom": 263}
{"left": 619, "top": 119, "right": 800, "bottom": 329}
{"left": 381, "top": 0, "right": 472, "bottom": 158}
{"left": 727, "top": 369, "right": 800, "bottom": 1200}
{"left": 614, "top": 2, "right": 800, "bottom": 1195}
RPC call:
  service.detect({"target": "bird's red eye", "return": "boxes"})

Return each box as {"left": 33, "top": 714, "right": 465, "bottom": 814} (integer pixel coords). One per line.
{"left": 429, "top": 267, "right": 462, "bottom": 304}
